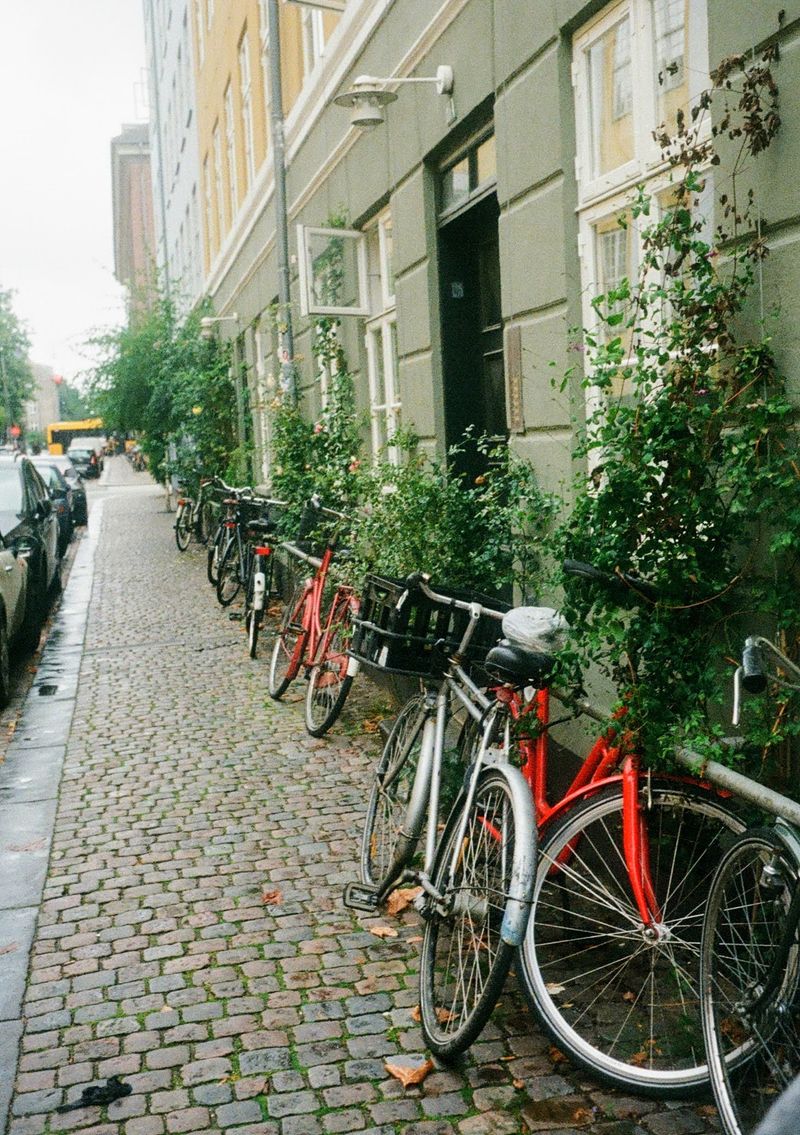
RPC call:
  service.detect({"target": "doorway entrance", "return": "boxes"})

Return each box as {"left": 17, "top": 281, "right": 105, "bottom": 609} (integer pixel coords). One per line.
{"left": 439, "top": 190, "right": 506, "bottom": 481}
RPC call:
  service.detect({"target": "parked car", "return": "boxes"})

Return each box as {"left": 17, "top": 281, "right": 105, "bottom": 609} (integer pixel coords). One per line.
{"left": 29, "top": 458, "right": 74, "bottom": 556}
{"left": 0, "top": 525, "right": 28, "bottom": 707}
{"left": 0, "top": 455, "right": 60, "bottom": 653}
{"left": 41, "top": 454, "right": 88, "bottom": 525}
{"left": 67, "top": 442, "right": 102, "bottom": 479}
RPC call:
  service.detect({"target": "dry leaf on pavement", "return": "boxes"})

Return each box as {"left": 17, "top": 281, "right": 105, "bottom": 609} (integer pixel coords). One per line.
{"left": 369, "top": 924, "right": 399, "bottom": 939}
{"left": 261, "top": 889, "right": 283, "bottom": 906}
{"left": 384, "top": 1059, "right": 435, "bottom": 1088}
{"left": 385, "top": 887, "right": 422, "bottom": 916}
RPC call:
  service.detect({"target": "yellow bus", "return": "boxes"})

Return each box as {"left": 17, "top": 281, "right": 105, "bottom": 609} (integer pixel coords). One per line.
{"left": 46, "top": 418, "right": 104, "bottom": 455}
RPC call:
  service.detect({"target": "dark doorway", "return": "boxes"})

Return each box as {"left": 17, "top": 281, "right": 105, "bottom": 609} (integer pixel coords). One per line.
{"left": 438, "top": 192, "right": 506, "bottom": 481}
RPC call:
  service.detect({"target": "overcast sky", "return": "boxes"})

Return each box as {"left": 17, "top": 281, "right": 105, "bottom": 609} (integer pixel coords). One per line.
{"left": 0, "top": 1, "right": 147, "bottom": 385}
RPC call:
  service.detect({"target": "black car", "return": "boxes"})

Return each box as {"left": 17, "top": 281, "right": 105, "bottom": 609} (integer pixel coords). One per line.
{"left": 29, "top": 459, "right": 74, "bottom": 555}
{"left": 0, "top": 456, "right": 60, "bottom": 650}
{"left": 67, "top": 444, "right": 102, "bottom": 479}
{"left": 44, "top": 454, "right": 88, "bottom": 525}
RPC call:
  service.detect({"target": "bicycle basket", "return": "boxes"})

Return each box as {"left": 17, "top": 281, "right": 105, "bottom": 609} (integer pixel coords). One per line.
{"left": 349, "top": 574, "right": 509, "bottom": 679}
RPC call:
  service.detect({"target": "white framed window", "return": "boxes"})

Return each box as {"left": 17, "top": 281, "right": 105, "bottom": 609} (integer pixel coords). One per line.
{"left": 573, "top": 0, "right": 708, "bottom": 414}
{"left": 239, "top": 31, "right": 255, "bottom": 189}
{"left": 296, "top": 225, "right": 369, "bottom": 316}
{"left": 224, "top": 80, "right": 238, "bottom": 218}
{"left": 194, "top": 0, "right": 205, "bottom": 65}
{"left": 212, "top": 122, "right": 224, "bottom": 237}
{"left": 301, "top": 7, "right": 326, "bottom": 77}
{"left": 202, "top": 156, "right": 213, "bottom": 255}
{"left": 364, "top": 212, "right": 400, "bottom": 464}
{"left": 258, "top": 0, "right": 271, "bottom": 133}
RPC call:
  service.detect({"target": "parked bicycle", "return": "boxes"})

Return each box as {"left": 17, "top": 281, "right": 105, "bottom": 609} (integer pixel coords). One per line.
{"left": 691, "top": 636, "right": 800, "bottom": 1135}
{"left": 493, "top": 560, "right": 746, "bottom": 1096}
{"left": 344, "top": 572, "right": 538, "bottom": 1059}
{"left": 268, "top": 496, "right": 359, "bottom": 737}
{"left": 206, "top": 486, "right": 255, "bottom": 588}
{"left": 174, "top": 475, "right": 225, "bottom": 552}
{"left": 215, "top": 495, "right": 280, "bottom": 609}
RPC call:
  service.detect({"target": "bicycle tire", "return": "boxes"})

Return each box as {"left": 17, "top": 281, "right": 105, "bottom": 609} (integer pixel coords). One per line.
{"left": 304, "top": 595, "right": 355, "bottom": 737}
{"left": 198, "top": 499, "right": 215, "bottom": 545}
{"left": 245, "top": 552, "right": 270, "bottom": 660}
{"left": 419, "top": 765, "right": 536, "bottom": 1060}
{"left": 175, "top": 503, "right": 192, "bottom": 551}
{"left": 360, "top": 694, "right": 428, "bottom": 891}
{"left": 207, "top": 526, "right": 226, "bottom": 586}
{"left": 701, "top": 827, "right": 800, "bottom": 1135}
{"left": 216, "top": 539, "right": 242, "bottom": 606}
{"left": 268, "top": 581, "right": 308, "bottom": 699}
{"left": 517, "top": 781, "right": 744, "bottom": 1096}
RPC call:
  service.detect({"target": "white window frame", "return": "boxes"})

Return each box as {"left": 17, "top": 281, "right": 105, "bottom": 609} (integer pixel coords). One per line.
{"left": 239, "top": 32, "right": 256, "bottom": 189}
{"left": 212, "top": 122, "right": 224, "bottom": 238}
{"left": 195, "top": 0, "right": 205, "bottom": 65}
{"left": 258, "top": 0, "right": 271, "bottom": 132}
{"left": 224, "top": 80, "right": 238, "bottom": 218}
{"left": 296, "top": 224, "right": 369, "bottom": 316}
{"left": 573, "top": 0, "right": 709, "bottom": 423}
{"left": 301, "top": 7, "right": 326, "bottom": 77}
{"left": 364, "top": 212, "right": 400, "bottom": 464}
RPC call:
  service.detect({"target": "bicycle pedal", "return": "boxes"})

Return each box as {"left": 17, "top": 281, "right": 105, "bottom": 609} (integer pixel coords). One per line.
{"left": 342, "top": 882, "right": 380, "bottom": 912}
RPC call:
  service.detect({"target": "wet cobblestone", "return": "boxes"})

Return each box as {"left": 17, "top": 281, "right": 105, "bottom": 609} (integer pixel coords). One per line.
{"left": 3, "top": 460, "right": 723, "bottom": 1133}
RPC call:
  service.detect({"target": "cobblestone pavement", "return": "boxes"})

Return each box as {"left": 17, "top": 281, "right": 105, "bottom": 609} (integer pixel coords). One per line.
{"left": 3, "top": 457, "right": 723, "bottom": 1135}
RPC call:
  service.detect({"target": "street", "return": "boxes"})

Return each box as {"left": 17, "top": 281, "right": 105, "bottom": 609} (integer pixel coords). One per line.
{"left": 0, "top": 456, "right": 722, "bottom": 1135}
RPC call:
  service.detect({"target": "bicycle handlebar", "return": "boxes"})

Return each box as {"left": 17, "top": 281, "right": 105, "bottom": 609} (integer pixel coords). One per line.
{"left": 563, "top": 559, "right": 659, "bottom": 605}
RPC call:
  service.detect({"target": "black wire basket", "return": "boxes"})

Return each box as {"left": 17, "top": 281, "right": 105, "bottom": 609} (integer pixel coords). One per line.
{"left": 349, "top": 574, "right": 509, "bottom": 679}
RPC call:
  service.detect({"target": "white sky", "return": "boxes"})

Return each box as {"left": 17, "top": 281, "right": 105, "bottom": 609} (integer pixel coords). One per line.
{"left": 0, "top": 1, "right": 147, "bottom": 385}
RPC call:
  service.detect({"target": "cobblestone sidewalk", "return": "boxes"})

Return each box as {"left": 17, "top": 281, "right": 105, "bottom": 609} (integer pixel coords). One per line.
{"left": 3, "top": 461, "right": 722, "bottom": 1134}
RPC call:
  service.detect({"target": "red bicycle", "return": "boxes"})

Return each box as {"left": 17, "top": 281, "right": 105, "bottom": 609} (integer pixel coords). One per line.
{"left": 268, "top": 497, "right": 359, "bottom": 737}
{"left": 473, "top": 561, "right": 746, "bottom": 1096}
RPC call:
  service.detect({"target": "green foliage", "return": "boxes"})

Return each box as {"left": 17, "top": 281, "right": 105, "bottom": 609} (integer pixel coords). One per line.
{"left": 0, "top": 287, "right": 34, "bottom": 434}
{"left": 350, "top": 429, "right": 554, "bottom": 598}
{"left": 57, "top": 381, "right": 93, "bottom": 421}
{"left": 557, "top": 45, "right": 798, "bottom": 778}
{"left": 87, "top": 285, "right": 236, "bottom": 493}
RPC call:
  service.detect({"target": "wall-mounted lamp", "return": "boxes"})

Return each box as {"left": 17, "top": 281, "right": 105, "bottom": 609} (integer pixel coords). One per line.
{"left": 200, "top": 313, "right": 239, "bottom": 341}
{"left": 333, "top": 65, "right": 454, "bottom": 129}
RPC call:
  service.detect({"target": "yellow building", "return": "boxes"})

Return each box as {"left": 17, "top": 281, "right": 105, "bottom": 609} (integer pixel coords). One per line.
{"left": 191, "top": 0, "right": 340, "bottom": 272}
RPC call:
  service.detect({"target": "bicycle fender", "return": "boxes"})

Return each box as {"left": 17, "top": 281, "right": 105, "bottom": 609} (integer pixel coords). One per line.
{"left": 497, "top": 767, "right": 538, "bottom": 947}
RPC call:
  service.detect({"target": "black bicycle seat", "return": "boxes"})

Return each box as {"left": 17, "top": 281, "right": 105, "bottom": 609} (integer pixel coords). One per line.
{"left": 484, "top": 640, "right": 556, "bottom": 688}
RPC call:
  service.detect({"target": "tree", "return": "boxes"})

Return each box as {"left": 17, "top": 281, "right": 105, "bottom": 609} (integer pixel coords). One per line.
{"left": 0, "top": 288, "right": 34, "bottom": 438}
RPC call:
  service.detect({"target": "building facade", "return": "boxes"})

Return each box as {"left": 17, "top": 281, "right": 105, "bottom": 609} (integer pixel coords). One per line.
{"left": 146, "top": 1, "right": 800, "bottom": 493}
{"left": 110, "top": 123, "right": 157, "bottom": 313}
{"left": 143, "top": 0, "right": 204, "bottom": 308}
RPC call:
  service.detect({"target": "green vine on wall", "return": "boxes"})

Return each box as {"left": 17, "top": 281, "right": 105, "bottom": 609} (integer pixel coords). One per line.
{"left": 556, "top": 43, "right": 800, "bottom": 780}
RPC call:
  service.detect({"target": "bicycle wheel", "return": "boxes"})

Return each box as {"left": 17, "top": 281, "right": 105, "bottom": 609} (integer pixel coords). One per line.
{"left": 419, "top": 766, "right": 536, "bottom": 1060}
{"left": 198, "top": 499, "right": 215, "bottom": 545}
{"left": 216, "top": 539, "right": 242, "bottom": 606}
{"left": 245, "top": 552, "right": 270, "bottom": 660}
{"left": 304, "top": 596, "right": 355, "bottom": 737}
{"left": 701, "top": 827, "right": 800, "bottom": 1135}
{"left": 207, "top": 526, "right": 226, "bottom": 586}
{"left": 175, "top": 503, "right": 192, "bottom": 551}
{"left": 517, "top": 781, "right": 744, "bottom": 1096}
{"left": 360, "top": 694, "right": 428, "bottom": 891}
{"left": 268, "top": 581, "right": 308, "bottom": 699}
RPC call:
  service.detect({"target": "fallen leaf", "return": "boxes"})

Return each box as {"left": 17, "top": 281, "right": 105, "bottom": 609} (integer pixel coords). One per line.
{"left": 622, "top": 990, "right": 636, "bottom": 1003}
{"left": 385, "top": 887, "right": 422, "bottom": 916}
{"left": 545, "top": 982, "right": 566, "bottom": 995}
{"left": 696, "top": 1104, "right": 718, "bottom": 1117}
{"left": 548, "top": 1045, "right": 568, "bottom": 1065}
{"left": 369, "top": 925, "right": 398, "bottom": 939}
{"left": 407, "top": 935, "right": 423, "bottom": 944}
{"left": 0, "top": 942, "right": 19, "bottom": 955}
{"left": 436, "top": 1007, "right": 455, "bottom": 1024}
{"left": 513, "top": 1079, "right": 525, "bottom": 1090}
{"left": 384, "top": 1058, "right": 435, "bottom": 1088}
{"left": 410, "top": 1005, "right": 421, "bottom": 1022}
{"left": 261, "top": 889, "right": 283, "bottom": 906}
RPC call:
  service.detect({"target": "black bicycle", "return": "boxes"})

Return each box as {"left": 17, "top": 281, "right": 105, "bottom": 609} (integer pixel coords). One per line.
{"left": 216, "top": 496, "right": 281, "bottom": 611}
{"left": 174, "top": 475, "right": 226, "bottom": 552}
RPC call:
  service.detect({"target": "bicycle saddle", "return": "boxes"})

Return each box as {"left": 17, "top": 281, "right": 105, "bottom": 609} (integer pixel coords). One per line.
{"left": 484, "top": 640, "right": 557, "bottom": 688}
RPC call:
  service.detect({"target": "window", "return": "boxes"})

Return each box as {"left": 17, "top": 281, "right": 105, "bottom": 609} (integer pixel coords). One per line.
{"left": 439, "top": 133, "right": 496, "bottom": 219}
{"left": 296, "top": 225, "right": 369, "bottom": 316}
{"left": 194, "top": 0, "right": 205, "bottom": 65}
{"left": 239, "top": 32, "right": 255, "bottom": 190}
{"left": 364, "top": 212, "right": 400, "bottom": 463}
{"left": 301, "top": 7, "right": 326, "bottom": 77}
{"left": 212, "top": 122, "right": 224, "bottom": 237}
{"left": 224, "top": 81, "right": 238, "bottom": 219}
{"left": 573, "top": 0, "right": 708, "bottom": 407}
{"left": 258, "top": 0, "right": 271, "bottom": 133}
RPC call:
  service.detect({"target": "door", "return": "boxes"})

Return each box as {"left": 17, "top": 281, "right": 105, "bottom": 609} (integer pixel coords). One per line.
{"left": 438, "top": 192, "right": 506, "bottom": 481}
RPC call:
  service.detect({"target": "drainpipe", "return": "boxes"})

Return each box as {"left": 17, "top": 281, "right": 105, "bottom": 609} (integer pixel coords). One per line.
{"left": 267, "top": 0, "right": 296, "bottom": 402}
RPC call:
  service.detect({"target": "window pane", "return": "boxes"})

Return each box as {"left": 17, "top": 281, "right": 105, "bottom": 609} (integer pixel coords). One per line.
{"left": 594, "top": 211, "right": 634, "bottom": 350}
{"left": 308, "top": 231, "right": 361, "bottom": 309}
{"left": 381, "top": 216, "right": 394, "bottom": 301}
{"left": 587, "top": 14, "right": 634, "bottom": 178}
{"left": 441, "top": 156, "right": 469, "bottom": 211}
{"left": 652, "top": 0, "right": 688, "bottom": 132}
{"left": 476, "top": 134, "right": 496, "bottom": 186}
{"left": 371, "top": 326, "right": 387, "bottom": 406}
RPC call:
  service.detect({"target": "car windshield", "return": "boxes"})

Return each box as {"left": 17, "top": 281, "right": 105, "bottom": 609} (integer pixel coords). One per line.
{"left": 40, "top": 467, "right": 64, "bottom": 491}
{"left": 70, "top": 450, "right": 91, "bottom": 459}
{"left": 0, "top": 468, "right": 23, "bottom": 515}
